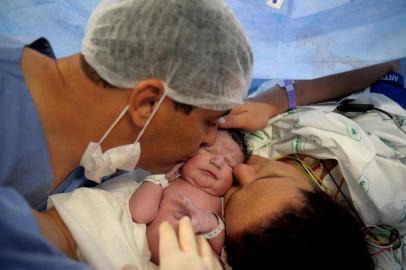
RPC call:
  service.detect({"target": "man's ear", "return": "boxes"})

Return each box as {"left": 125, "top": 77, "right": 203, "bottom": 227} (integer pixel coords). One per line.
{"left": 128, "top": 79, "right": 165, "bottom": 128}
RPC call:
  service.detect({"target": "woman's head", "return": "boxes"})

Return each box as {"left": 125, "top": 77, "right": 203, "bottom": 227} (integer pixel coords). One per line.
{"left": 224, "top": 158, "right": 314, "bottom": 235}
{"left": 223, "top": 157, "right": 374, "bottom": 270}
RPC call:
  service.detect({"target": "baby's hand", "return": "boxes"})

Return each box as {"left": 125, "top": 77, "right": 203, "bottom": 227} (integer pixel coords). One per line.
{"left": 175, "top": 192, "right": 218, "bottom": 234}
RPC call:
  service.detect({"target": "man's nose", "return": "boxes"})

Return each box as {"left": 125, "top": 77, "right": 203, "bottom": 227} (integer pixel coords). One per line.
{"left": 201, "top": 126, "right": 217, "bottom": 146}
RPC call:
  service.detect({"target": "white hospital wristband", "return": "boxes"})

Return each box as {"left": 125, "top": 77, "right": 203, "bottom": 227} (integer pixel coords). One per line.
{"left": 143, "top": 174, "right": 169, "bottom": 189}
{"left": 204, "top": 212, "right": 225, "bottom": 240}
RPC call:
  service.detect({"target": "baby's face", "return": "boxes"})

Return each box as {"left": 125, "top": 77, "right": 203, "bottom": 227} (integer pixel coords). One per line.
{"left": 181, "top": 130, "right": 244, "bottom": 196}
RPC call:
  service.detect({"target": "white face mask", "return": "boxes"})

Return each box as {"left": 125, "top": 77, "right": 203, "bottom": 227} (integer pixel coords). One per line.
{"left": 80, "top": 91, "right": 166, "bottom": 183}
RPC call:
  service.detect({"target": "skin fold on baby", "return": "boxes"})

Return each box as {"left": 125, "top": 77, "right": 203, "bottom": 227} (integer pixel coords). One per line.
{"left": 130, "top": 130, "right": 245, "bottom": 264}
{"left": 146, "top": 179, "right": 223, "bottom": 263}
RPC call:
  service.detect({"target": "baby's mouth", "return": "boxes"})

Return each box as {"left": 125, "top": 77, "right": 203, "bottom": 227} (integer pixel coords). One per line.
{"left": 202, "top": 169, "right": 217, "bottom": 180}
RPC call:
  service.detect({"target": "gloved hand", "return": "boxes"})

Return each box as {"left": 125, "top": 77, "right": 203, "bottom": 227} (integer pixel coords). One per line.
{"left": 159, "top": 217, "right": 223, "bottom": 270}
{"left": 176, "top": 192, "right": 218, "bottom": 234}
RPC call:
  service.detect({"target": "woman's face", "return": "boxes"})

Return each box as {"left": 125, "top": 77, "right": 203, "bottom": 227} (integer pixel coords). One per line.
{"left": 224, "top": 156, "right": 313, "bottom": 236}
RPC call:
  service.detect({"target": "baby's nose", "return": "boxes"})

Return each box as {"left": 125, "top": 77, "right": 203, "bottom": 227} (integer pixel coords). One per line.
{"left": 211, "top": 155, "right": 225, "bottom": 168}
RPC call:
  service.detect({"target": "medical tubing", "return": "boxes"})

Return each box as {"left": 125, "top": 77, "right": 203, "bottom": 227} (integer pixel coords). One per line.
{"left": 372, "top": 108, "right": 406, "bottom": 136}
{"left": 275, "top": 155, "right": 326, "bottom": 192}
{"left": 337, "top": 102, "right": 406, "bottom": 137}
{"left": 319, "top": 160, "right": 366, "bottom": 229}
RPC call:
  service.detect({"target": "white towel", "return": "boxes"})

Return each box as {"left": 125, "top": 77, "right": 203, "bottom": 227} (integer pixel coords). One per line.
{"left": 48, "top": 179, "right": 158, "bottom": 270}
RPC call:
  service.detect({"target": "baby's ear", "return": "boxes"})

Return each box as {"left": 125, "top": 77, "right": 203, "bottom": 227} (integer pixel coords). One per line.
{"left": 127, "top": 79, "right": 165, "bottom": 128}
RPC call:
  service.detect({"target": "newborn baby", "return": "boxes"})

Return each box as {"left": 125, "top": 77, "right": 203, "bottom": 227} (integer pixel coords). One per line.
{"left": 129, "top": 129, "right": 249, "bottom": 264}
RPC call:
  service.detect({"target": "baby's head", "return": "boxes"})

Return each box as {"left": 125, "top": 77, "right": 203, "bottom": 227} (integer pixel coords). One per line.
{"left": 181, "top": 129, "right": 250, "bottom": 196}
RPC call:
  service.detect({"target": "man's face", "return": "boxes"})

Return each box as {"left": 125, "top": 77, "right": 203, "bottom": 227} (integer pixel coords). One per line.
{"left": 138, "top": 97, "right": 229, "bottom": 173}
{"left": 181, "top": 130, "right": 244, "bottom": 196}
{"left": 224, "top": 156, "right": 313, "bottom": 236}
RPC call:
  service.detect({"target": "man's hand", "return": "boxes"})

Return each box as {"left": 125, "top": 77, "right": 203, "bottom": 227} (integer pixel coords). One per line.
{"left": 159, "top": 217, "right": 223, "bottom": 270}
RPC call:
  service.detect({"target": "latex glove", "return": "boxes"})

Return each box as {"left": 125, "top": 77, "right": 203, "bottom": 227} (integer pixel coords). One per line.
{"left": 159, "top": 217, "right": 223, "bottom": 270}
{"left": 176, "top": 192, "right": 218, "bottom": 234}
{"left": 121, "top": 265, "right": 139, "bottom": 270}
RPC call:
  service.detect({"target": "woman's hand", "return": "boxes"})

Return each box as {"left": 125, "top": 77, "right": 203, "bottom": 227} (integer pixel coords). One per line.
{"left": 218, "top": 87, "right": 288, "bottom": 131}
{"left": 159, "top": 217, "right": 223, "bottom": 270}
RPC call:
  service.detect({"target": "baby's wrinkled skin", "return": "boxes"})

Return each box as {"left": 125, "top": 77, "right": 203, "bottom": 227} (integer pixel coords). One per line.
{"left": 146, "top": 179, "right": 222, "bottom": 263}
{"left": 131, "top": 131, "right": 244, "bottom": 264}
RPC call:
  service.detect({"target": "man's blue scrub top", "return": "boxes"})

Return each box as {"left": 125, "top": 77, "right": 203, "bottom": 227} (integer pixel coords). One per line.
{"left": 0, "top": 36, "right": 101, "bottom": 210}
{"left": 0, "top": 36, "right": 54, "bottom": 209}
{"left": 0, "top": 37, "right": 90, "bottom": 269}
{"left": 0, "top": 187, "right": 89, "bottom": 269}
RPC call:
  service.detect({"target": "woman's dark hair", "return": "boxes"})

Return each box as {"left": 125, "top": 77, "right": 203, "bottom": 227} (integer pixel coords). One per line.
{"left": 225, "top": 189, "right": 374, "bottom": 270}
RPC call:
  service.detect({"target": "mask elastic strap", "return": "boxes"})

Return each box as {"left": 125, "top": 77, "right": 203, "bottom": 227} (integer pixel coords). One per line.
{"left": 98, "top": 85, "right": 167, "bottom": 145}
{"left": 134, "top": 90, "right": 167, "bottom": 143}
{"left": 98, "top": 105, "right": 130, "bottom": 144}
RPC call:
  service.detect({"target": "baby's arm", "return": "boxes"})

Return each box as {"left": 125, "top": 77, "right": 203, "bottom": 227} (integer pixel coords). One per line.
{"left": 204, "top": 213, "right": 225, "bottom": 255}
{"left": 178, "top": 193, "right": 225, "bottom": 255}
{"left": 129, "top": 175, "right": 168, "bottom": 224}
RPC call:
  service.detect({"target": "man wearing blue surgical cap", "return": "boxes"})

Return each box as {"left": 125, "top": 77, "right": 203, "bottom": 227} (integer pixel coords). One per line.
{"left": 0, "top": 0, "right": 253, "bottom": 269}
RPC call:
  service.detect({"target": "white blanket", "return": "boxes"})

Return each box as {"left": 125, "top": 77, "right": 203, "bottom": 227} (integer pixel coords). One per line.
{"left": 248, "top": 92, "right": 406, "bottom": 269}
{"left": 48, "top": 177, "right": 158, "bottom": 270}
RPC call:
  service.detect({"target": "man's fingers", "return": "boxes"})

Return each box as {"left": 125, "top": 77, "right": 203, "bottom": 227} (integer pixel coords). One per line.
{"left": 159, "top": 221, "right": 180, "bottom": 258}
{"left": 178, "top": 216, "right": 199, "bottom": 254}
